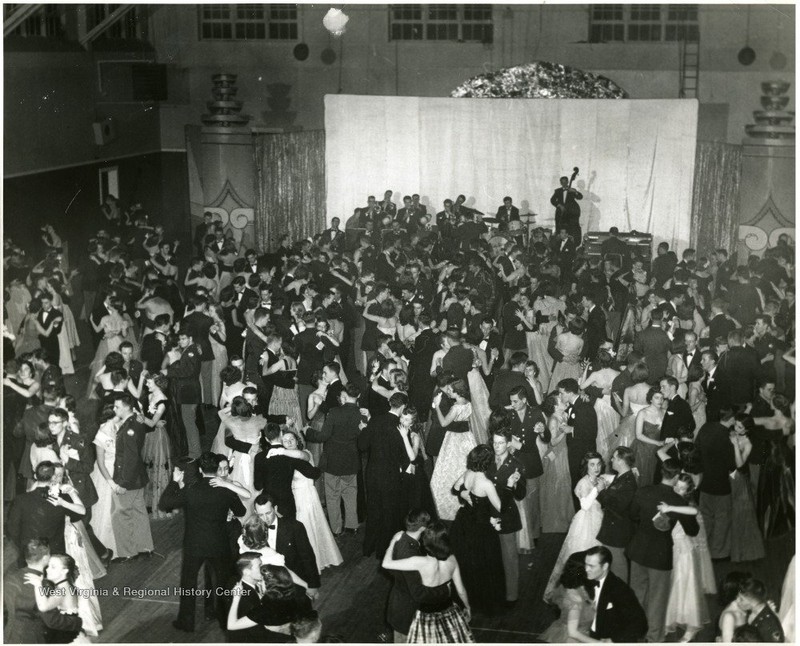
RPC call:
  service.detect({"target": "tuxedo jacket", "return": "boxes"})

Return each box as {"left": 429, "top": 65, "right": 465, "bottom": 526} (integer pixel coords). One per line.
{"left": 8, "top": 488, "right": 80, "bottom": 561}
{"left": 660, "top": 394, "right": 695, "bottom": 441}
{"left": 565, "top": 399, "right": 598, "bottom": 462}
{"left": 295, "top": 329, "right": 327, "bottom": 385}
{"left": 701, "top": 370, "right": 726, "bottom": 423}
{"left": 716, "top": 346, "right": 759, "bottom": 406}
{"left": 140, "top": 331, "right": 167, "bottom": 373}
{"left": 306, "top": 403, "right": 362, "bottom": 475}
{"left": 159, "top": 476, "right": 245, "bottom": 557}
{"left": 167, "top": 343, "right": 202, "bottom": 404}
{"left": 485, "top": 452, "right": 526, "bottom": 533}
{"left": 320, "top": 379, "right": 345, "bottom": 416}
{"left": 358, "top": 411, "right": 408, "bottom": 490}
{"left": 386, "top": 532, "right": 425, "bottom": 634}
{"left": 36, "top": 307, "right": 63, "bottom": 338}
{"left": 181, "top": 310, "right": 215, "bottom": 360}
{"left": 4, "top": 566, "right": 47, "bottom": 643}
{"left": 441, "top": 344, "right": 474, "bottom": 384}
{"left": 113, "top": 415, "right": 152, "bottom": 490}
{"left": 695, "top": 422, "right": 736, "bottom": 496}
{"left": 253, "top": 446, "right": 321, "bottom": 519}
{"left": 550, "top": 187, "right": 583, "bottom": 219}
{"left": 596, "top": 470, "right": 637, "bottom": 548}
{"left": 591, "top": 571, "right": 648, "bottom": 642}
{"left": 626, "top": 483, "right": 699, "bottom": 570}
{"left": 495, "top": 204, "right": 520, "bottom": 227}
{"left": 274, "top": 516, "right": 321, "bottom": 589}
{"left": 585, "top": 306, "right": 607, "bottom": 360}
{"left": 509, "top": 406, "right": 549, "bottom": 479}
{"left": 633, "top": 325, "right": 671, "bottom": 383}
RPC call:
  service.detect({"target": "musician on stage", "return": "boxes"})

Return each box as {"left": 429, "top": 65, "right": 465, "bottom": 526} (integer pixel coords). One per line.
{"left": 495, "top": 196, "right": 520, "bottom": 233}
{"left": 550, "top": 177, "right": 583, "bottom": 244}
{"left": 453, "top": 194, "right": 483, "bottom": 220}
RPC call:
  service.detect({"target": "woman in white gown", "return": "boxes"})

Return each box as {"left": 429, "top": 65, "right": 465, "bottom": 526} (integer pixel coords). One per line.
{"left": 608, "top": 361, "right": 651, "bottom": 455}
{"left": 543, "top": 452, "right": 608, "bottom": 602}
{"left": 579, "top": 347, "right": 621, "bottom": 463}
{"left": 52, "top": 463, "right": 103, "bottom": 637}
{"left": 528, "top": 283, "right": 565, "bottom": 390}
{"left": 430, "top": 380, "right": 477, "bottom": 521}
{"left": 465, "top": 342, "right": 491, "bottom": 445}
{"left": 86, "top": 298, "right": 128, "bottom": 398}
{"left": 267, "top": 429, "right": 343, "bottom": 571}
{"left": 89, "top": 413, "right": 120, "bottom": 556}
{"left": 661, "top": 473, "right": 714, "bottom": 642}
{"left": 213, "top": 397, "right": 264, "bottom": 519}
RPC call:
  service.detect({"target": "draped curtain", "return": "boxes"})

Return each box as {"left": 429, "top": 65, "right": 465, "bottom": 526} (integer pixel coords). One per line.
{"left": 254, "top": 130, "right": 326, "bottom": 251}
{"left": 325, "top": 95, "right": 698, "bottom": 251}
{"left": 690, "top": 141, "right": 742, "bottom": 254}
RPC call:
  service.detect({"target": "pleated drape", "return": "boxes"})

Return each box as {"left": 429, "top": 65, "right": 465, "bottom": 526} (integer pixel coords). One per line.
{"left": 690, "top": 141, "right": 742, "bottom": 254}
{"left": 253, "top": 130, "right": 326, "bottom": 251}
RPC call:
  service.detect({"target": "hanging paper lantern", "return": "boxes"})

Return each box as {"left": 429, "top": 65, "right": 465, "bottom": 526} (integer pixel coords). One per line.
{"left": 323, "top": 8, "right": 349, "bottom": 37}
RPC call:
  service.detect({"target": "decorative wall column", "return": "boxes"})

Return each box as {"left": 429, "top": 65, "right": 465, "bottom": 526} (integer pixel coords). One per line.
{"left": 186, "top": 74, "right": 256, "bottom": 250}
{"left": 737, "top": 80, "right": 795, "bottom": 257}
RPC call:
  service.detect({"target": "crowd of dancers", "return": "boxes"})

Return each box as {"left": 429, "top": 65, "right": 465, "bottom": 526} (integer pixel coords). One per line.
{"left": 2, "top": 190, "right": 796, "bottom": 643}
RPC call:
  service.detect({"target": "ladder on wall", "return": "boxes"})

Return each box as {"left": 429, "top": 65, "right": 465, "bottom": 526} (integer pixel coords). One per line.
{"left": 679, "top": 36, "right": 700, "bottom": 98}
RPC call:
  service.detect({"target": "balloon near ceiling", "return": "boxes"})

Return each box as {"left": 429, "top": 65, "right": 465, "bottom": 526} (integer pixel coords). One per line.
{"left": 451, "top": 61, "right": 628, "bottom": 99}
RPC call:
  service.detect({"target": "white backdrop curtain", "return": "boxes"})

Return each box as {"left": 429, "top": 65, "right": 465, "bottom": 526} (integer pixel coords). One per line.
{"left": 325, "top": 95, "right": 697, "bottom": 250}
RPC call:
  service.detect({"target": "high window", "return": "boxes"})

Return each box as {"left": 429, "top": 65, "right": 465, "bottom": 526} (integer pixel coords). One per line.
{"left": 589, "top": 4, "right": 699, "bottom": 43}
{"left": 389, "top": 5, "right": 493, "bottom": 43}
{"left": 199, "top": 4, "right": 298, "bottom": 41}
{"left": 4, "top": 5, "right": 64, "bottom": 38}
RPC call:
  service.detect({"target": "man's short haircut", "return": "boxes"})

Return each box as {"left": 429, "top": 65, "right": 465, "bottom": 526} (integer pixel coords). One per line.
{"left": 389, "top": 392, "right": 409, "bottom": 409}
{"left": 198, "top": 452, "right": 219, "bottom": 475}
{"left": 660, "top": 375, "right": 679, "bottom": 390}
{"left": 254, "top": 491, "right": 276, "bottom": 508}
{"left": 558, "top": 378, "right": 580, "bottom": 394}
{"left": 613, "top": 445, "right": 635, "bottom": 468}
{"left": 508, "top": 385, "right": 527, "bottom": 402}
{"left": 661, "top": 458, "right": 682, "bottom": 481}
{"left": 344, "top": 383, "right": 361, "bottom": 400}
{"left": 405, "top": 508, "right": 431, "bottom": 532}
{"left": 119, "top": 340, "right": 133, "bottom": 352}
{"left": 34, "top": 461, "right": 56, "bottom": 482}
{"left": 492, "top": 427, "right": 513, "bottom": 442}
{"left": 265, "top": 422, "right": 282, "bottom": 442}
{"left": 585, "top": 545, "right": 613, "bottom": 566}
{"left": 324, "top": 361, "right": 341, "bottom": 375}
{"left": 236, "top": 551, "right": 262, "bottom": 578}
{"left": 508, "top": 352, "right": 528, "bottom": 369}
{"left": 701, "top": 350, "right": 718, "bottom": 364}
{"left": 112, "top": 392, "right": 136, "bottom": 411}
{"left": 24, "top": 538, "right": 51, "bottom": 563}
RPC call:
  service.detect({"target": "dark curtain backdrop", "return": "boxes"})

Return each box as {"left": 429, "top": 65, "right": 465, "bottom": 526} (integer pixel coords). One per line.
{"left": 690, "top": 141, "right": 742, "bottom": 254}
{"left": 254, "top": 130, "right": 326, "bottom": 251}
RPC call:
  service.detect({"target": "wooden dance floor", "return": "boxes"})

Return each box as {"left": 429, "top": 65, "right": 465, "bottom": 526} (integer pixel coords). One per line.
{"left": 3, "top": 328, "right": 794, "bottom": 643}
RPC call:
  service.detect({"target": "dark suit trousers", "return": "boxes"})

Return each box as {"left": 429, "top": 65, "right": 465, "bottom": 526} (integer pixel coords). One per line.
{"left": 177, "top": 553, "right": 233, "bottom": 630}
{"left": 630, "top": 562, "right": 671, "bottom": 643}
{"left": 363, "top": 476, "right": 404, "bottom": 558}
{"left": 699, "top": 492, "right": 732, "bottom": 559}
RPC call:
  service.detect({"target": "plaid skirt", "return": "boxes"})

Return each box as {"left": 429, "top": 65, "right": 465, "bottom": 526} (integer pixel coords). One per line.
{"left": 407, "top": 604, "right": 474, "bottom": 643}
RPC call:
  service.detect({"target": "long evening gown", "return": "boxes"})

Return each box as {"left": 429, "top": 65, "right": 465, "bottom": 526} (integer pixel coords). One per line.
{"left": 632, "top": 419, "right": 662, "bottom": 486}
{"left": 467, "top": 364, "right": 490, "bottom": 445}
{"left": 430, "top": 403, "right": 476, "bottom": 521}
{"left": 89, "top": 421, "right": 119, "bottom": 554}
{"left": 86, "top": 313, "right": 126, "bottom": 399}
{"left": 543, "top": 476, "right": 603, "bottom": 602}
{"left": 141, "top": 398, "right": 173, "bottom": 519}
{"left": 548, "top": 332, "right": 584, "bottom": 392}
{"left": 730, "top": 465, "right": 766, "bottom": 563}
{"left": 541, "top": 586, "right": 594, "bottom": 643}
{"left": 449, "top": 493, "right": 504, "bottom": 613}
{"left": 289, "top": 450, "right": 343, "bottom": 571}
{"left": 529, "top": 296, "right": 565, "bottom": 390}
{"left": 664, "top": 513, "right": 712, "bottom": 634}
{"left": 539, "top": 420, "right": 575, "bottom": 534}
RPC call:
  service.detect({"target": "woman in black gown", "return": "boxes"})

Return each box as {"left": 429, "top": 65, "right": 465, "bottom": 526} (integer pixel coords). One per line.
{"left": 23, "top": 554, "right": 84, "bottom": 643}
{"left": 448, "top": 444, "right": 505, "bottom": 614}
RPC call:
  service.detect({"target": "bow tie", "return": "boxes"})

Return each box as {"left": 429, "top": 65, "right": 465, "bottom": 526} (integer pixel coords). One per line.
{"left": 588, "top": 580, "right": 600, "bottom": 588}
{"left": 266, "top": 525, "right": 276, "bottom": 530}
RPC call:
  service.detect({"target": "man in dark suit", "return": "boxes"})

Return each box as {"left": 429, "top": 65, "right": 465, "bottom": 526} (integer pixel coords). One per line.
{"left": 320, "top": 361, "right": 345, "bottom": 417}
{"left": 600, "top": 227, "right": 631, "bottom": 270}
{"left": 584, "top": 546, "right": 648, "bottom": 642}
{"left": 681, "top": 330, "right": 702, "bottom": 373}
{"left": 558, "top": 378, "right": 598, "bottom": 494}
{"left": 489, "top": 352, "right": 538, "bottom": 409}
{"left": 294, "top": 312, "right": 327, "bottom": 423}
{"left": 659, "top": 376, "right": 695, "bottom": 441}
{"left": 716, "top": 329, "right": 760, "bottom": 408}
{"left": 165, "top": 328, "right": 202, "bottom": 458}
{"left": 487, "top": 428, "right": 527, "bottom": 604}
{"left": 227, "top": 552, "right": 268, "bottom": 643}
{"left": 320, "top": 216, "right": 345, "bottom": 251}
{"left": 140, "top": 313, "right": 171, "bottom": 373}
{"left": 706, "top": 299, "right": 737, "bottom": 347}
{"left": 36, "top": 293, "right": 63, "bottom": 365}
{"left": 441, "top": 331, "right": 473, "bottom": 384}
{"left": 386, "top": 510, "right": 429, "bottom": 642}
{"left": 495, "top": 196, "right": 520, "bottom": 233}
{"left": 232, "top": 276, "right": 258, "bottom": 318}
{"left": 695, "top": 410, "right": 737, "bottom": 560}
{"left": 359, "top": 393, "right": 410, "bottom": 559}
{"left": 181, "top": 294, "right": 217, "bottom": 406}
{"left": 633, "top": 307, "right": 671, "bottom": 384}
{"left": 596, "top": 446, "right": 638, "bottom": 584}
{"left": 626, "top": 459, "right": 699, "bottom": 643}
{"left": 508, "top": 386, "right": 548, "bottom": 548}
{"left": 111, "top": 393, "right": 154, "bottom": 560}
{"left": 253, "top": 492, "right": 321, "bottom": 597}
{"left": 4, "top": 538, "right": 49, "bottom": 643}
{"left": 408, "top": 313, "right": 437, "bottom": 421}
{"left": 549, "top": 228, "right": 577, "bottom": 276}
{"left": 47, "top": 408, "right": 108, "bottom": 562}
{"left": 550, "top": 176, "right": 583, "bottom": 242}
{"left": 253, "top": 423, "right": 321, "bottom": 519}
{"left": 581, "top": 291, "right": 607, "bottom": 360}
{"left": 7, "top": 461, "right": 82, "bottom": 567}
{"left": 12, "top": 385, "right": 59, "bottom": 481}
{"left": 160, "top": 452, "right": 246, "bottom": 632}
{"left": 305, "top": 384, "right": 363, "bottom": 536}
{"left": 700, "top": 350, "right": 726, "bottom": 422}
